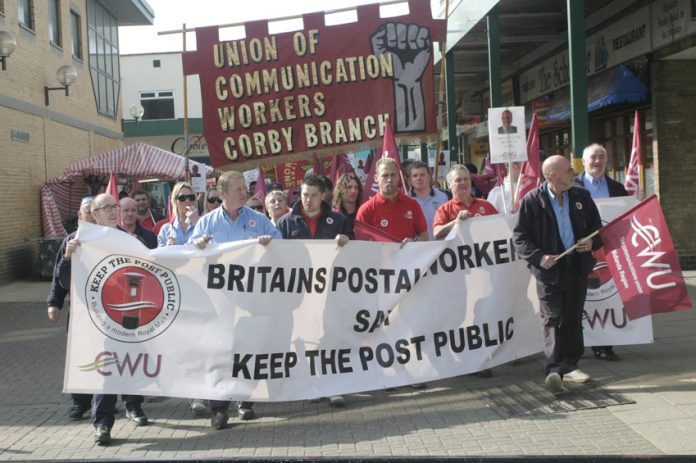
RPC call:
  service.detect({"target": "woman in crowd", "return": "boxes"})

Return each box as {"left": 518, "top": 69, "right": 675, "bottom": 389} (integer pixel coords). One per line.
{"left": 204, "top": 186, "right": 222, "bottom": 214}
{"left": 157, "top": 182, "right": 199, "bottom": 247}
{"left": 332, "top": 172, "right": 362, "bottom": 239}
{"left": 265, "top": 190, "right": 290, "bottom": 226}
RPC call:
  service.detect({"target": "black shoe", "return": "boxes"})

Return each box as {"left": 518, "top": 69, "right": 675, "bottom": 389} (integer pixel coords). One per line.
{"left": 68, "top": 404, "right": 89, "bottom": 420}
{"left": 211, "top": 411, "right": 229, "bottom": 429}
{"left": 237, "top": 405, "right": 256, "bottom": 421}
{"left": 94, "top": 425, "right": 111, "bottom": 445}
{"left": 125, "top": 404, "right": 148, "bottom": 426}
{"left": 594, "top": 347, "right": 619, "bottom": 361}
{"left": 472, "top": 368, "right": 493, "bottom": 378}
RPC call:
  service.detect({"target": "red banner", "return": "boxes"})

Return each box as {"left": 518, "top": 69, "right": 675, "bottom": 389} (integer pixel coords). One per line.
{"left": 599, "top": 195, "right": 692, "bottom": 320}
{"left": 276, "top": 160, "right": 310, "bottom": 189}
{"left": 182, "top": 0, "right": 445, "bottom": 168}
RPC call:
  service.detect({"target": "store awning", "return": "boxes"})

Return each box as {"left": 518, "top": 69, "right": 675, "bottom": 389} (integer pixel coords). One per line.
{"left": 545, "top": 65, "right": 648, "bottom": 123}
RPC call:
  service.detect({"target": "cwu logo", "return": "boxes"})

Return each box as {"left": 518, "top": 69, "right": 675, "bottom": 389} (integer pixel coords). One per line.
{"left": 79, "top": 351, "right": 162, "bottom": 377}
{"left": 84, "top": 255, "right": 181, "bottom": 343}
{"left": 630, "top": 215, "right": 677, "bottom": 290}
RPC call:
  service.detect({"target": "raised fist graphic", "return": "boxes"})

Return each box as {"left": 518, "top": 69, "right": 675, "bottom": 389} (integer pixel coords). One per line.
{"left": 371, "top": 23, "right": 431, "bottom": 132}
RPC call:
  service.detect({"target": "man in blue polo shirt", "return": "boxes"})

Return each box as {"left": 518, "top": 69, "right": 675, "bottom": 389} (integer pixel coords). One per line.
{"left": 407, "top": 161, "right": 449, "bottom": 241}
{"left": 189, "top": 170, "right": 281, "bottom": 430}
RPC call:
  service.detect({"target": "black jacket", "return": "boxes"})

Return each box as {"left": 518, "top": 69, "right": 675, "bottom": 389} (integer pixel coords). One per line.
{"left": 277, "top": 202, "right": 351, "bottom": 240}
{"left": 574, "top": 172, "right": 628, "bottom": 198}
{"left": 513, "top": 183, "right": 603, "bottom": 286}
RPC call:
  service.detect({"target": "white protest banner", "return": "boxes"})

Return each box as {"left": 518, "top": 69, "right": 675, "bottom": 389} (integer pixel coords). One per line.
{"left": 488, "top": 107, "right": 528, "bottom": 164}
{"left": 582, "top": 196, "right": 653, "bottom": 346}
{"left": 64, "top": 197, "right": 651, "bottom": 401}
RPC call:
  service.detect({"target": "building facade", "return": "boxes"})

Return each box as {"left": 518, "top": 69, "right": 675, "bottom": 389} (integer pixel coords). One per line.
{"left": 0, "top": 0, "right": 153, "bottom": 282}
{"left": 121, "top": 52, "right": 211, "bottom": 165}
{"left": 441, "top": 0, "right": 696, "bottom": 268}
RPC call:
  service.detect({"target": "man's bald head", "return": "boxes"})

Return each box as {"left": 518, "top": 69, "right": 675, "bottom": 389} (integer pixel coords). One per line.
{"left": 120, "top": 197, "right": 138, "bottom": 228}
{"left": 90, "top": 193, "right": 119, "bottom": 227}
{"left": 542, "top": 155, "right": 575, "bottom": 194}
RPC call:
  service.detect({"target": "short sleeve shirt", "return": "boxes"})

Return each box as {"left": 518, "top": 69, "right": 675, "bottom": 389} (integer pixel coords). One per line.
{"left": 356, "top": 191, "right": 428, "bottom": 241}
{"left": 433, "top": 197, "right": 499, "bottom": 227}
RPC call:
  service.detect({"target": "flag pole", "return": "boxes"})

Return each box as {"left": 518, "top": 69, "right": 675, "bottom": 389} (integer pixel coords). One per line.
{"left": 553, "top": 229, "right": 600, "bottom": 262}
{"left": 637, "top": 111, "right": 646, "bottom": 196}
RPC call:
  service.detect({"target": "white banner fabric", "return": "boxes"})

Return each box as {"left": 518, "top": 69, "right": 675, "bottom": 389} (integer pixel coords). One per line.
{"left": 64, "top": 198, "right": 651, "bottom": 401}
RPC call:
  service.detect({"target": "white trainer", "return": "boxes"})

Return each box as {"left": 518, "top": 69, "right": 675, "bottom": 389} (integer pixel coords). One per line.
{"left": 564, "top": 369, "right": 591, "bottom": 383}
{"left": 545, "top": 372, "right": 563, "bottom": 394}
{"left": 329, "top": 395, "right": 345, "bottom": 407}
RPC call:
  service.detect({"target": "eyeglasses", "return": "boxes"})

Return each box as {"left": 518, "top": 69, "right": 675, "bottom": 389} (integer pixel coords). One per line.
{"left": 207, "top": 196, "right": 222, "bottom": 204}
{"left": 93, "top": 204, "right": 119, "bottom": 213}
{"left": 177, "top": 194, "right": 196, "bottom": 202}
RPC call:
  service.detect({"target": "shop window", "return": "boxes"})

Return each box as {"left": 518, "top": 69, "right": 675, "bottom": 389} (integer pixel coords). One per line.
{"left": 48, "top": 0, "right": 62, "bottom": 47}
{"left": 18, "top": 0, "right": 33, "bottom": 30}
{"left": 71, "top": 10, "right": 83, "bottom": 59}
{"left": 140, "top": 91, "right": 175, "bottom": 120}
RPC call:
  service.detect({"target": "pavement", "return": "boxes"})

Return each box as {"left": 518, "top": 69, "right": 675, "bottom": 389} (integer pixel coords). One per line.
{"left": 0, "top": 274, "right": 695, "bottom": 461}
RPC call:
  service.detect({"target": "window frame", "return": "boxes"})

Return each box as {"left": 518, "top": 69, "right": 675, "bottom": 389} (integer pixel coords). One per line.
{"left": 139, "top": 90, "right": 176, "bottom": 121}
{"left": 48, "top": 0, "right": 62, "bottom": 47}
{"left": 18, "top": 0, "right": 34, "bottom": 30}
{"left": 70, "top": 9, "right": 83, "bottom": 60}
{"left": 86, "top": 0, "right": 120, "bottom": 119}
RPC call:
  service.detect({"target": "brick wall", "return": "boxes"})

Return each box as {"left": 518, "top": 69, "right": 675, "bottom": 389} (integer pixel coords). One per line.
{"left": 651, "top": 60, "right": 696, "bottom": 270}
{"left": 0, "top": 0, "right": 122, "bottom": 282}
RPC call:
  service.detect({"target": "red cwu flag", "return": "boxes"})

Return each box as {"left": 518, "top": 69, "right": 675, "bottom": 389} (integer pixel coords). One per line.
{"left": 599, "top": 195, "right": 692, "bottom": 320}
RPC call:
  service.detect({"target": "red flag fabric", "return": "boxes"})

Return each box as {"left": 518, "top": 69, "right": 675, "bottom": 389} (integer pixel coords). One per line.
{"left": 362, "top": 122, "right": 404, "bottom": 199}
{"left": 625, "top": 110, "right": 642, "bottom": 195}
{"left": 354, "top": 220, "right": 400, "bottom": 242}
{"left": 277, "top": 160, "right": 309, "bottom": 189}
{"left": 599, "top": 195, "right": 692, "bottom": 320}
{"left": 105, "top": 172, "right": 122, "bottom": 225}
{"left": 472, "top": 154, "right": 505, "bottom": 196}
{"left": 329, "top": 154, "right": 356, "bottom": 186}
{"left": 253, "top": 168, "right": 268, "bottom": 202}
{"left": 313, "top": 153, "right": 326, "bottom": 176}
{"left": 514, "top": 113, "right": 541, "bottom": 210}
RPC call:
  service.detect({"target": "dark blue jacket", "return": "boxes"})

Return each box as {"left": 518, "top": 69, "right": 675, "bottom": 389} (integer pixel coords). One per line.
{"left": 513, "top": 183, "right": 603, "bottom": 287}
{"left": 277, "top": 202, "right": 351, "bottom": 240}
{"left": 574, "top": 172, "right": 628, "bottom": 198}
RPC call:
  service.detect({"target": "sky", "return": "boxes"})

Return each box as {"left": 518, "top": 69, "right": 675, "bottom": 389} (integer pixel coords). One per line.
{"left": 118, "top": 0, "right": 440, "bottom": 55}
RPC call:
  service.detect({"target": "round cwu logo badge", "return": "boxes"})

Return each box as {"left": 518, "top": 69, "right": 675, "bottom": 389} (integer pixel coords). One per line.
{"left": 380, "top": 219, "right": 389, "bottom": 227}
{"left": 84, "top": 255, "right": 181, "bottom": 343}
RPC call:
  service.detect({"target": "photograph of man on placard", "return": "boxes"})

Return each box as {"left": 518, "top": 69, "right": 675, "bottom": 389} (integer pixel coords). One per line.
{"left": 497, "top": 109, "right": 518, "bottom": 134}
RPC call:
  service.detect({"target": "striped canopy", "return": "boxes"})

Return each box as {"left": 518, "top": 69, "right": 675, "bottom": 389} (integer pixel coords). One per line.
{"left": 41, "top": 143, "right": 212, "bottom": 238}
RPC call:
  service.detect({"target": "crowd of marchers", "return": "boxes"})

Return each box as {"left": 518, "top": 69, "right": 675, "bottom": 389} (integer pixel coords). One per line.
{"left": 47, "top": 143, "right": 623, "bottom": 445}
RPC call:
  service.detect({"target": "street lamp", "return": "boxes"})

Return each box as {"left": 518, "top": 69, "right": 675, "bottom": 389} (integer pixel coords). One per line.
{"left": 0, "top": 31, "right": 17, "bottom": 71}
{"left": 45, "top": 64, "right": 78, "bottom": 105}
{"left": 129, "top": 103, "right": 145, "bottom": 124}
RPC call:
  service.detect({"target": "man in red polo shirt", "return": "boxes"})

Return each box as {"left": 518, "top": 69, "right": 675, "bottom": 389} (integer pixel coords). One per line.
{"left": 433, "top": 164, "right": 498, "bottom": 240}
{"left": 357, "top": 158, "right": 429, "bottom": 244}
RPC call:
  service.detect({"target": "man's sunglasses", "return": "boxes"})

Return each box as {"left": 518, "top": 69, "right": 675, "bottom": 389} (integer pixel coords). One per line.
{"left": 207, "top": 197, "right": 222, "bottom": 204}
{"left": 177, "top": 194, "right": 196, "bottom": 202}
{"left": 249, "top": 205, "right": 264, "bottom": 211}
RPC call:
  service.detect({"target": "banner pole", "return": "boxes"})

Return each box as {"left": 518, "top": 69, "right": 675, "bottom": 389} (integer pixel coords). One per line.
{"left": 434, "top": 0, "right": 449, "bottom": 189}
{"left": 182, "top": 23, "right": 190, "bottom": 182}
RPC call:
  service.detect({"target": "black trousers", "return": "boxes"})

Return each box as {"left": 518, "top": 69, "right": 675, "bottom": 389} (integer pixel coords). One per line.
{"left": 91, "top": 394, "right": 143, "bottom": 429}
{"left": 536, "top": 259, "right": 588, "bottom": 377}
